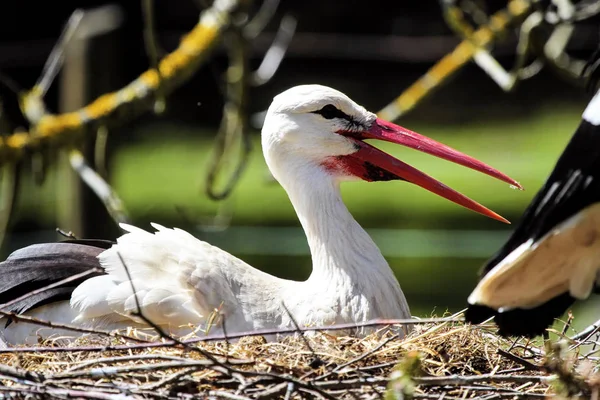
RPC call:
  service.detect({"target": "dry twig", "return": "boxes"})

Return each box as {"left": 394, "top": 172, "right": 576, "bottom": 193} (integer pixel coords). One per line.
{"left": 0, "top": 320, "right": 575, "bottom": 400}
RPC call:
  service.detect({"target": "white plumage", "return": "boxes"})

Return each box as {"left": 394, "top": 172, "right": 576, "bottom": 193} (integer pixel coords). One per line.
{"left": 0, "top": 85, "right": 517, "bottom": 345}
{"left": 467, "top": 203, "right": 600, "bottom": 310}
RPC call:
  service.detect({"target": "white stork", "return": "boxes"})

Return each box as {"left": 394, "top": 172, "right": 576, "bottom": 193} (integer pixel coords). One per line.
{"left": 466, "top": 85, "right": 600, "bottom": 337}
{"left": 0, "top": 85, "right": 519, "bottom": 344}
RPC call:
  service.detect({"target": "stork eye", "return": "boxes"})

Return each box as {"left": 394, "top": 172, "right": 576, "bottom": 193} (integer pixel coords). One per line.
{"left": 313, "top": 104, "right": 351, "bottom": 120}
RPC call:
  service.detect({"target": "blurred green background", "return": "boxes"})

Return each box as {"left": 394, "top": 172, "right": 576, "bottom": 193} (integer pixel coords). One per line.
{"left": 1, "top": 0, "right": 599, "bottom": 332}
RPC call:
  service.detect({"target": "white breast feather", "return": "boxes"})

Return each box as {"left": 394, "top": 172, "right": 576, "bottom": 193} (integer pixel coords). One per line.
{"left": 70, "top": 223, "right": 252, "bottom": 331}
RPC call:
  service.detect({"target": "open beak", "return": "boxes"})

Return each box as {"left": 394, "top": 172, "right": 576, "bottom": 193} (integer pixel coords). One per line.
{"left": 337, "top": 118, "right": 522, "bottom": 224}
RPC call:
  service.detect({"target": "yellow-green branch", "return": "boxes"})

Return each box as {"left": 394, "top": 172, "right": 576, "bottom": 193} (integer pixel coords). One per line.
{"left": 378, "top": 0, "right": 533, "bottom": 121}
{"left": 0, "top": 0, "right": 240, "bottom": 163}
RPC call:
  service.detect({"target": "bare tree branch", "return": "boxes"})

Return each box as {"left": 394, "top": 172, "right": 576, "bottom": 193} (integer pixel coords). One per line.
{"left": 69, "top": 149, "right": 130, "bottom": 224}
{"left": 250, "top": 14, "right": 297, "bottom": 86}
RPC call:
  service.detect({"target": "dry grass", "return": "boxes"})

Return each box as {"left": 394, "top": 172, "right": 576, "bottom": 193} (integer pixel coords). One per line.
{"left": 0, "top": 318, "right": 598, "bottom": 399}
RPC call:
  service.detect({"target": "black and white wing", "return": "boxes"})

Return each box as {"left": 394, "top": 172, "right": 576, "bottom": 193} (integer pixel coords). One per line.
{"left": 466, "top": 88, "right": 600, "bottom": 337}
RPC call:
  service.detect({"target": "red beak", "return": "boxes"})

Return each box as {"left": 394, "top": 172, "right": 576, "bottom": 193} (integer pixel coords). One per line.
{"left": 332, "top": 118, "right": 522, "bottom": 224}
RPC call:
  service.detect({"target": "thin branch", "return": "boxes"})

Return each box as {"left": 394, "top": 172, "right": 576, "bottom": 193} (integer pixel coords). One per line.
{"left": 141, "top": 0, "right": 166, "bottom": 114}
{"left": 311, "top": 376, "right": 387, "bottom": 390}
{"left": 413, "top": 374, "right": 550, "bottom": 386}
{"left": 30, "top": 152, "right": 47, "bottom": 185}
{"left": 0, "top": 163, "right": 18, "bottom": 248}
{"left": 205, "top": 27, "right": 252, "bottom": 201}
{"left": 561, "top": 311, "right": 574, "bottom": 336}
{"left": 243, "top": 0, "right": 280, "bottom": 39}
{"left": 64, "top": 354, "right": 204, "bottom": 372}
{"left": 496, "top": 349, "right": 542, "bottom": 371}
{"left": 254, "top": 382, "right": 288, "bottom": 399}
{"left": 94, "top": 125, "right": 110, "bottom": 179}
{"left": 0, "top": 364, "right": 43, "bottom": 384}
{"left": 140, "top": 367, "right": 197, "bottom": 390}
{"left": 573, "top": 0, "right": 600, "bottom": 21}
{"left": 35, "top": 9, "right": 85, "bottom": 97}
{"left": 56, "top": 227, "right": 78, "bottom": 239}
{"left": 221, "top": 313, "right": 231, "bottom": 363}
{"left": 570, "top": 317, "right": 600, "bottom": 343}
{"left": 0, "top": 317, "right": 462, "bottom": 353}
{"left": 283, "top": 382, "right": 295, "bottom": 400}
{"left": 0, "top": 309, "right": 147, "bottom": 343}
{"left": 0, "top": 70, "right": 22, "bottom": 95}
{"left": 69, "top": 149, "right": 130, "bottom": 225}
{"left": 282, "top": 302, "right": 324, "bottom": 369}
{"left": 0, "top": 386, "right": 137, "bottom": 400}
{"left": 311, "top": 374, "right": 551, "bottom": 391}
{"left": 51, "top": 359, "right": 250, "bottom": 380}
{"left": 250, "top": 14, "right": 297, "bottom": 86}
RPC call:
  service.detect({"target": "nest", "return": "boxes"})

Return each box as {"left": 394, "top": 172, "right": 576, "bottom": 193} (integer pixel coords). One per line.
{"left": 0, "top": 317, "right": 598, "bottom": 399}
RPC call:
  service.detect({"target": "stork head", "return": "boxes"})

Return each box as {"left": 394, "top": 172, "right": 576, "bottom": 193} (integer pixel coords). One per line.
{"left": 262, "top": 85, "right": 521, "bottom": 223}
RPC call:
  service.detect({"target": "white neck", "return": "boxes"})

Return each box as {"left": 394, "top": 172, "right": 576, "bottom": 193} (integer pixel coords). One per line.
{"left": 276, "top": 161, "right": 412, "bottom": 320}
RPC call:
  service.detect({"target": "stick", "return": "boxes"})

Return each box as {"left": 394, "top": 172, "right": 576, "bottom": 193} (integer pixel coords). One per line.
{"left": 0, "top": 309, "right": 147, "bottom": 344}
{"left": 0, "top": 317, "right": 461, "bottom": 353}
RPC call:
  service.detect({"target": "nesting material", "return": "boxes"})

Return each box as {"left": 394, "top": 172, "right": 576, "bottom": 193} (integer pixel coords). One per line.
{"left": 0, "top": 319, "right": 597, "bottom": 399}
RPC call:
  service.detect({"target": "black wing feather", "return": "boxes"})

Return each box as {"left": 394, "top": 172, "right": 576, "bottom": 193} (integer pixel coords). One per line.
{"left": 485, "top": 119, "right": 600, "bottom": 272}
{"left": 466, "top": 101, "right": 600, "bottom": 337}
{"left": 0, "top": 241, "right": 111, "bottom": 315}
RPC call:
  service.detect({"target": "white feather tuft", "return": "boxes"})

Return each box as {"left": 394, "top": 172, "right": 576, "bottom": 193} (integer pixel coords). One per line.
{"left": 583, "top": 89, "right": 600, "bottom": 126}
{"left": 71, "top": 275, "right": 119, "bottom": 319}
{"left": 71, "top": 223, "right": 223, "bottom": 330}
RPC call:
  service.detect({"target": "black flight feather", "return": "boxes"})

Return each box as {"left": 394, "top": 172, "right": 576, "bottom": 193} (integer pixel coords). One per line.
{"left": 466, "top": 63, "right": 600, "bottom": 336}
{"left": 465, "top": 118, "right": 600, "bottom": 337}
{"left": 0, "top": 240, "right": 112, "bottom": 318}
